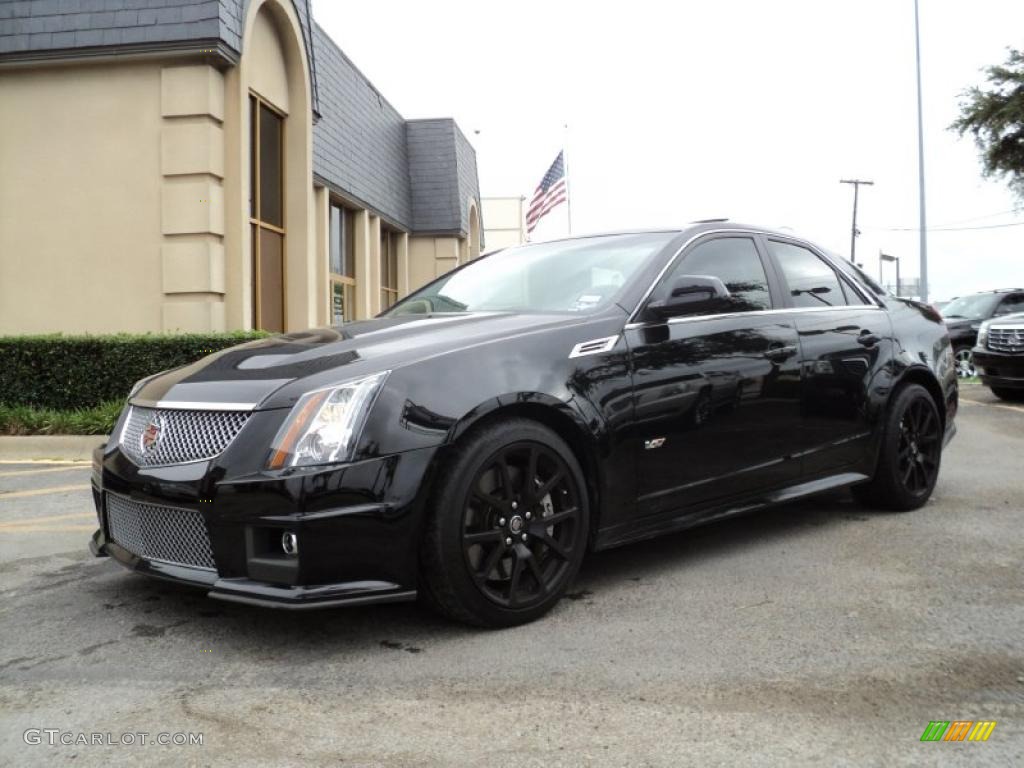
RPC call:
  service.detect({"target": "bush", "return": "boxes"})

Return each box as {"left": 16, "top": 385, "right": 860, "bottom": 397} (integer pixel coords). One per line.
{"left": 0, "top": 332, "right": 269, "bottom": 410}
{"left": 0, "top": 401, "right": 124, "bottom": 436}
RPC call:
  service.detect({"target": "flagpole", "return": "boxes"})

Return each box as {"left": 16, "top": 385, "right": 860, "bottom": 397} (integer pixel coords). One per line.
{"left": 563, "top": 123, "right": 573, "bottom": 235}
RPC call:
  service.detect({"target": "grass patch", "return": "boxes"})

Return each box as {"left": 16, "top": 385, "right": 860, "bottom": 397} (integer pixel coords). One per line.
{"left": 0, "top": 401, "right": 123, "bottom": 436}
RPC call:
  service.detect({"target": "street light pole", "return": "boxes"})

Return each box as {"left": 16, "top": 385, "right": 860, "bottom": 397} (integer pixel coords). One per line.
{"left": 840, "top": 178, "right": 874, "bottom": 263}
{"left": 913, "top": 0, "right": 929, "bottom": 302}
{"left": 880, "top": 252, "right": 901, "bottom": 296}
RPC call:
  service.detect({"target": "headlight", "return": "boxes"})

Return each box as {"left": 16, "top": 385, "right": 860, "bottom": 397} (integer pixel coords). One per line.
{"left": 266, "top": 372, "right": 389, "bottom": 469}
{"left": 977, "top": 321, "right": 989, "bottom": 348}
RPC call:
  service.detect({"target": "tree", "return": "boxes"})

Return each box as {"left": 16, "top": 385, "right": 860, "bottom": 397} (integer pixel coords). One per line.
{"left": 951, "top": 48, "right": 1024, "bottom": 201}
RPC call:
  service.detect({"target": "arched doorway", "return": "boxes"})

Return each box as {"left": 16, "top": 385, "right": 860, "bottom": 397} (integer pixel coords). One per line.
{"left": 224, "top": 0, "right": 314, "bottom": 332}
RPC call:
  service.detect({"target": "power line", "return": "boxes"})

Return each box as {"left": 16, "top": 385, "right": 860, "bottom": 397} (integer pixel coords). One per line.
{"left": 872, "top": 220, "right": 1024, "bottom": 233}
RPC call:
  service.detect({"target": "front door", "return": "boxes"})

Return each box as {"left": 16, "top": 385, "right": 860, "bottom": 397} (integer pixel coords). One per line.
{"left": 626, "top": 235, "right": 803, "bottom": 518}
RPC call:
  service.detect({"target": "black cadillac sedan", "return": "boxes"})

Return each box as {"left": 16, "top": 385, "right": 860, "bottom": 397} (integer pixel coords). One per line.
{"left": 90, "top": 223, "right": 958, "bottom": 627}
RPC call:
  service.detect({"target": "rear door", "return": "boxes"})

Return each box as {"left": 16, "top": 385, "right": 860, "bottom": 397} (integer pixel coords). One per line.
{"left": 764, "top": 237, "right": 893, "bottom": 477}
{"left": 626, "top": 234, "right": 804, "bottom": 517}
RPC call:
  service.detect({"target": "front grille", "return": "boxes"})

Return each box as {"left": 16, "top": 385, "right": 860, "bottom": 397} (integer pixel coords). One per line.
{"left": 988, "top": 327, "right": 1024, "bottom": 354}
{"left": 119, "top": 405, "right": 250, "bottom": 467}
{"left": 106, "top": 492, "right": 215, "bottom": 570}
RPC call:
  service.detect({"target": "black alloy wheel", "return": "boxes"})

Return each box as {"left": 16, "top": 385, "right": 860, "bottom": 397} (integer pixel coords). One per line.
{"left": 895, "top": 396, "right": 942, "bottom": 496}
{"left": 853, "top": 383, "right": 942, "bottom": 511}
{"left": 419, "top": 419, "right": 589, "bottom": 627}
{"left": 461, "top": 442, "right": 581, "bottom": 609}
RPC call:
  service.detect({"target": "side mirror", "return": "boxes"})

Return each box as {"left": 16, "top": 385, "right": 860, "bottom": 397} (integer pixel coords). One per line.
{"left": 647, "top": 275, "right": 730, "bottom": 318}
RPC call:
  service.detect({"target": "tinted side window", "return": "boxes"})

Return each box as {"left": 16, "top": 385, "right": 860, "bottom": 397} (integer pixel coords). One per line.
{"left": 995, "top": 294, "right": 1024, "bottom": 316}
{"left": 768, "top": 241, "right": 848, "bottom": 308}
{"left": 654, "top": 237, "right": 771, "bottom": 316}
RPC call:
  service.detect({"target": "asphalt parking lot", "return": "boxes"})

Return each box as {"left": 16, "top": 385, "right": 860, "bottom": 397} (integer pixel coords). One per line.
{"left": 1, "top": 382, "right": 1021, "bottom": 767}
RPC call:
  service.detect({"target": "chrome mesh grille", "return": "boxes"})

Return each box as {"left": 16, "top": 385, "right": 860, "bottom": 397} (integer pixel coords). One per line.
{"left": 119, "top": 406, "right": 250, "bottom": 466}
{"left": 987, "top": 327, "right": 1024, "bottom": 354}
{"left": 106, "top": 492, "right": 215, "bottom": 570}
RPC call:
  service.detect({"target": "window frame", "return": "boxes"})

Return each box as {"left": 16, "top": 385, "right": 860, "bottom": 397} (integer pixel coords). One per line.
{"left": 638, "top": 234, "right": 783, "bottom": 323}
{"left": 379, "top": 228, "right": 399, "bottom": 310}
{"left": 762, "top": 235, "right": 877, "bottom": 310}
{"left": 328, "top": 201, "right": 357, "bottom": 324}
{"left": 249, "top": 92, "right": 287, "bottom": 331}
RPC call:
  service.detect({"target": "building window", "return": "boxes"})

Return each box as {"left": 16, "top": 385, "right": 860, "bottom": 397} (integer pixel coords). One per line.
{"left": 329, "top": 202, "right": 357, "bottom": 324}
{"left": 380, "top": 230, "right": 399, "bottom": 310}
{"left": 250, "top": 94, "right": 285, "bottom": 332}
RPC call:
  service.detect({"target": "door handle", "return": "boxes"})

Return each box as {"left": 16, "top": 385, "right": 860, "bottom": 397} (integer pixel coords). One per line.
{"left": 857, "top": 331, "right": 881, "bottom": 348}
{"left": 763, "top": 344, "right": 797, "bottom": 361}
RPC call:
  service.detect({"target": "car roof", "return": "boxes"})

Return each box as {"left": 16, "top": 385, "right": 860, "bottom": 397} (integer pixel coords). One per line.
{"left": 528, "top": 220, "right": 819, "bottom": 244}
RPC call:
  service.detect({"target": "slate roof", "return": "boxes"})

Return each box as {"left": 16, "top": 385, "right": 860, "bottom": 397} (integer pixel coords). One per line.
{"left": 0, "top": 0, "right": 478, "bottom": 235}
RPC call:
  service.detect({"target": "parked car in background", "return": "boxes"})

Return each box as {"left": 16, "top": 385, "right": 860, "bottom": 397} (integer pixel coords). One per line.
{"left": 973, "top": 311, "right": 1024, "bottom": 401}
{"left": 89, "top": 223, "right": 958, "bottom": 627}
{"left": 941, "top": 289, "right": 1024, "bottom": 377}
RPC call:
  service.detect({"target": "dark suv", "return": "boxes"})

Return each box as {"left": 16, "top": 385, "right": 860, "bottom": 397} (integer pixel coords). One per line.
{"left": 941, "top": 289, "right": 1024, "bottom": 377}
{"left": 973, "top": 312, "right": 1024, "bottom": 400}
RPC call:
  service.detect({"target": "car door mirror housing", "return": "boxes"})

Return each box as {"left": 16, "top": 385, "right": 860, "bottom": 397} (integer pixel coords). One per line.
{"left": 647, "top": 275, "right": 731, "bottom": 318}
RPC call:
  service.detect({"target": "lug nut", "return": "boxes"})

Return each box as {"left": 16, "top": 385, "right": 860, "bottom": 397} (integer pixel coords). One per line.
{"left": 525, "top": 511, "right": 532, "bottom": 520}
{"left": 521, "top": 533, "right": 528, "bottom": 542}
{"left": 505, "top": 537, "right": 512, "bottom": 546}
{"left": 511, "top": 501, "right": 518, "bottom": 510}
{"left": 498, "top": 517, "right": 506, "bottom": 526}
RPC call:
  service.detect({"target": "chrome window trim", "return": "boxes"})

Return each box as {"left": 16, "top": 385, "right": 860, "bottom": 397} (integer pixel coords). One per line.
{"left": 129, "top": 399, "right": 257, "bottom": 411}
{"left": 626, "top": 228, "right": 884, "bottom": 326}
{"left": 626, "top": 228, "right": 761, "bottom": 324}
{"left": 623, "top": 303, "right": 883, "bottom": 331}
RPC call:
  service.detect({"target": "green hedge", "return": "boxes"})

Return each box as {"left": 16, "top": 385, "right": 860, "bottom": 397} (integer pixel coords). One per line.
{"left": 0, "top": 401, "right": 124, "bottom": 436}
{"left": 0, "top": 332, "right": 269, "bottom": 410}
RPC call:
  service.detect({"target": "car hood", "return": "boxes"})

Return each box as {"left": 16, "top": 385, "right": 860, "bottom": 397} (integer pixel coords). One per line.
{"left": 133, "top": 312, "right": 603, "bottom": 410}
{"left": 988, "top": 312, "right": 1024, "bottom": 325}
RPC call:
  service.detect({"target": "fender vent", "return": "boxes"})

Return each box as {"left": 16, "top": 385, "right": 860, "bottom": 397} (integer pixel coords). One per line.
{"left": 569, "top": 335, "right": 620, "bottom": 358}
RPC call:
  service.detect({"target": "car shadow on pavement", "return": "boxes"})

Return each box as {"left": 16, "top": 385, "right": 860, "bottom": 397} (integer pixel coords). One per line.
{"left": 56, "top": 488, "right": 872, "bottom": 655}
{"left": 576, "top": 488, "right": 865, "bottom": 593}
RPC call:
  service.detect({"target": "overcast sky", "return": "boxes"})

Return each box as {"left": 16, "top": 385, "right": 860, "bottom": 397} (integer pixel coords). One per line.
{"left": 313, "top": 0, "right": 1023, "bottom": 301}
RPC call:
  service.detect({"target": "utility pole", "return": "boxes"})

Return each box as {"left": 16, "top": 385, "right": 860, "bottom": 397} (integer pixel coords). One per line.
{"left": 840, "top": 179, "right": 874, "bottom": 263}
{"left": 913, "top": 0, "right": 929, "bottom": 302}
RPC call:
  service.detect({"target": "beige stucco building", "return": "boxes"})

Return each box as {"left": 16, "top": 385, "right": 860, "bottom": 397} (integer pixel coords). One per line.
{"left": 0, "top": 0, "right": 482, "bottom": 335}
{"left": 481, "top": 196, "right": 527, "bottom": 251}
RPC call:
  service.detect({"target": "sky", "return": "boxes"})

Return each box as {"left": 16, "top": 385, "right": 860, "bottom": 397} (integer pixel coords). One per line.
{"left": 312, "top": 0, "right": 1024, "bottom": 301}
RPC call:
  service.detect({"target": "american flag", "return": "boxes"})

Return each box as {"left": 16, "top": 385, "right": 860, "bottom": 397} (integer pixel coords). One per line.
{"left": 526, "top": 151, "right": 568, "bottom": 234}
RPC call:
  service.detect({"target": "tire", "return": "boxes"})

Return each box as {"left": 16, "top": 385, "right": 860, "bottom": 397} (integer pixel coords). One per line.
{"left": 419, "top": 418, "right": 590, "bottom": 628}
{"left": 852, "top": 383, "right": 942, "bottom": 512}
{"left": 953, "top": 346, "right": 975, "bottom": 378}
{"left": 991, "top": 387, "right": 1024, "bottom": 402}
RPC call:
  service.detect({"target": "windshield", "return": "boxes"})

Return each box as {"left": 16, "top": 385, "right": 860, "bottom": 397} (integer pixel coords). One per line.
{"left": 941, "top": 294, "right": 998, "bottom": 321}
{"left": 384, "top": 233, "right": 676, "bottom": 316}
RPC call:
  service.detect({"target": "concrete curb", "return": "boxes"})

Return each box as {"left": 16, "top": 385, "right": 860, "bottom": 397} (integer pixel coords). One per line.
{"left": 0, "top": 435, "right": 107, "bottom": 462}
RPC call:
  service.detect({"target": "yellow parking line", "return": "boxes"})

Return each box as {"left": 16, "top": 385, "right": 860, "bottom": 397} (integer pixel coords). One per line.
{"left": 0, "top": 525, "right": 95, "bottom": 533}
{"left": 0, "top": 484, "right": 90, "bottom": 500}
{"left": 0, "top": 512, "right": 94, "bottom": 527}
{"left": 960, "top": 398, "right": 1024, "bottom": 415}
{"left": 0, "top": 466, "right": 91, "bottom": 478}
{"left": 0, "top": 460, "right": 91, "bottom": 466}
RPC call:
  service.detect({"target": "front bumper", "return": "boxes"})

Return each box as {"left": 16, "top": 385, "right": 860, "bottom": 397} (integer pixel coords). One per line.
{"left": 90, "top": 442, "right": 440, "bottom": 610}
{"left": 973, "top": 348, "right": 1024, "bottom": 389}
